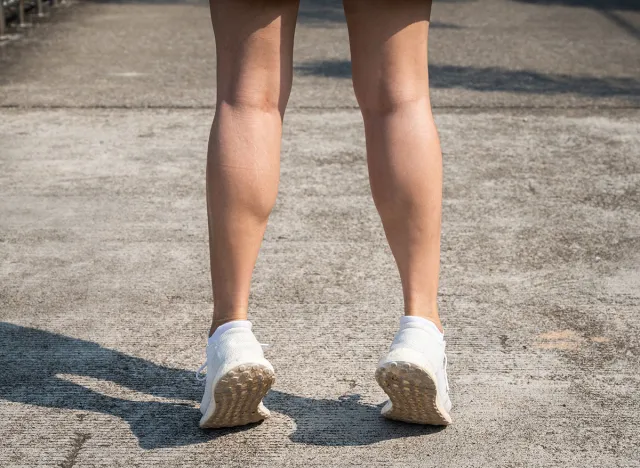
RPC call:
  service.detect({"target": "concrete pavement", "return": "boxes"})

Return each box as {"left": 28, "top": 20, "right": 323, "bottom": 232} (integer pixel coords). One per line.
{"left": 1, "top": 0, "right": 639, "bottom": 466}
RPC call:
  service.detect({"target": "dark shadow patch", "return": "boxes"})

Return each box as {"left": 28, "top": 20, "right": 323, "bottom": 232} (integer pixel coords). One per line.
{"left": 431, "top": 22, "right": 464, "bottom": 29}
{"left": 295, "top": 60, "right": 640, "bottom": 98}
{"left": 82, "top": 0, "right": 464, "bottom": 30}
{"left": 296, "top": 59, "right": 352, "bottom": 78}
{"left": 298, "top": 0, "right": 470, "bottom": 26}
{"left": 298, "top": 0, "right": 345, "bottom": 24}
{"left": 265, "top": 392, "right": 442, "bottom": 445}
{"left": 87, "top": 0, "right": 208, "bottom": 4}
{"left": 511, "top": 0, "right": 640, "bottom": 10}
{"left": 598, "top": 9, "right": 640, "bottom": 41}
{"left": 512, "top": 0, "right": 640, "bottom": 40}
{"left": 0, "top": 323, "right": 444, "bottom": 449}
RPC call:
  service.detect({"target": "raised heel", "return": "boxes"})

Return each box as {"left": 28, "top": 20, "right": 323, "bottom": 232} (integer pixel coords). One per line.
{"left": 376, "top": 361, "right": 451, "bottom": 426}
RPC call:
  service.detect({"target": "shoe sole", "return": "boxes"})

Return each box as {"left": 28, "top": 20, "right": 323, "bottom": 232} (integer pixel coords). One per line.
{"left": 199, "top": 363, "right": 275, "bottom": 429}
{"left": 376, "top": 361, "right": 452, "bottom": 426}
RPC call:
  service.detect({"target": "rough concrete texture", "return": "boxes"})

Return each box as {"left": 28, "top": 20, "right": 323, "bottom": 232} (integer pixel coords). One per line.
{"left": 1, "top": 0, "right": 639, "bottom": 467}
{"left": 1, "top": 0, "right": 640, "bottom": 108}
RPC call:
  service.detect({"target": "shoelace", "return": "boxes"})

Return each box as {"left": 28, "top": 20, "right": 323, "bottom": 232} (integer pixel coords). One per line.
{"left": 195, "top": 343, "right": 270, "bottom": 382}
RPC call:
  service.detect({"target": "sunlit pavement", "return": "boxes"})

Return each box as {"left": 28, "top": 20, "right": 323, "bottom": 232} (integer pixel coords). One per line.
{"left": 1, "top": 1, "right": 639, "bottom": 466}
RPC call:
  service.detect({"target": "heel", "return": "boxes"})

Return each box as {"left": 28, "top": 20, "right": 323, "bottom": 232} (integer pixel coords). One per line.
{"left": 376, "top": 361, "right": 451, "bottom": 425}
{"left": 199, "top": 363, "right": 275, "bottom": 429}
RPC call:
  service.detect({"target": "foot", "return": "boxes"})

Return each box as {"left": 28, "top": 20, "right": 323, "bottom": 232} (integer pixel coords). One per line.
{"left": 196, "top": 320, "right": 275, "bottom": 429}
{"left": 376, "top": 316, "right": 452, "bottom": 425}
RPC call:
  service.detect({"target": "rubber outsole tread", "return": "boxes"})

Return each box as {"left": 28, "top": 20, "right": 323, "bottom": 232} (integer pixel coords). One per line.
{"left": 200, "top": 364, "right": 275, "bottom": 429}
{"left": 376, "top": 361, "right": 451, "bottom": 426}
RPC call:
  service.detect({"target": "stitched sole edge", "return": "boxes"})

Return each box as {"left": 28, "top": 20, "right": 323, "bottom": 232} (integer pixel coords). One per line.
{"left": 199, "top": 363, "right": 275, "bottom": 429}
{"left": 376, "top": 360, "right": 452, "bottom": 426}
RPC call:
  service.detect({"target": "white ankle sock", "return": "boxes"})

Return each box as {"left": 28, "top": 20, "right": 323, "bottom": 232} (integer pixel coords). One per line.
{"left": 208, "top": 320, "right": 252, "bottom": 345}
{"left": 400, "top": 316, "right": 444, "bottom": 341}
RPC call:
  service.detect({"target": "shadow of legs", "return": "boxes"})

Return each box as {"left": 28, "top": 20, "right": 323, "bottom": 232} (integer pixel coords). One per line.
{"left": 1, "top": 323, "right": 444, "bottom": 449}
{"left": 265, "top": 391, "right": 443, "bottom": 446}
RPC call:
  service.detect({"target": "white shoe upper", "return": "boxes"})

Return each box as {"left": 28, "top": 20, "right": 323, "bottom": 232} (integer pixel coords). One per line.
{"left": 197, "top": 325, "right": 273, "bottom": 417}
{"left": 379, "top": 318, "right": 452, "bottom": 413}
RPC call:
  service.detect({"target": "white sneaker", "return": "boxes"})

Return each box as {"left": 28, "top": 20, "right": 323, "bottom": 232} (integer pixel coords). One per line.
{"left": 196, "top": 323, "right": 275, "bottom": 429}
{"left": 376, "top": 317, "right": 452, "bottom": 425}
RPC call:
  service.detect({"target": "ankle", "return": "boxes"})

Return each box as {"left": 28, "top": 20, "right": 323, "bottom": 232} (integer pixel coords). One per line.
{"left": 404, "top": 309, "right": 443, "bottom": 333}
{"left": 208, "top": 319, "right": 252, "bottom": 344}
{"left": 209, "top": 315, "right": 249, "bottom": 337}
{"left": 401, "top": 315, "right": 444, "bottom": 337}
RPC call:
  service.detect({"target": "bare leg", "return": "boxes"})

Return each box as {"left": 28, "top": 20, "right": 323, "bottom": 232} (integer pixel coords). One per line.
{"left": 344, "top": 0, "right": 444, "bottom": 331}
{"left": 207, "top": 0, "right": 299, "bottom": 336}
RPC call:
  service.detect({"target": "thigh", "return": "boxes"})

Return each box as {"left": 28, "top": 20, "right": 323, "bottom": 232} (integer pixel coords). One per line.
{"left": 342, "top": 0, "right": 433, "bottom": 109}
{"left": 210, "top": 0, "right": 300, "bottom": 111}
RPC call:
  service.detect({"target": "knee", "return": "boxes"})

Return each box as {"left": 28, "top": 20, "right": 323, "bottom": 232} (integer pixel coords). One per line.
{"left": 351, "top": 71, "right": 430, "bottom": 118}
{"left": 217, "top": 70, "right": 292, "bottom": 116}
{"left": 218, "top": 86, "right": 289, "bottom": 116}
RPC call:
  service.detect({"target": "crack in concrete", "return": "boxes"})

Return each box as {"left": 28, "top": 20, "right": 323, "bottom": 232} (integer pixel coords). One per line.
{"left": 59, "top": 432, "right": 91, "bottom": 468}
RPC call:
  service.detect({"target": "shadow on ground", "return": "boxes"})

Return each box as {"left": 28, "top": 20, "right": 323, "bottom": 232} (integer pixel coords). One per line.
{"left": 295, "top": 60, "right": 640, "bottom": 98}
{"left": 513, "top": 0, "right": 640, "bottom": 40}
{"left": 0, "top": 323, "right": 442, "bottom": 449}
{"left": 512, "top": 0, "right": 639, "bottom": 10}
{"left": 85, "top": 0, "right": 463, "bottom": 28}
